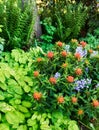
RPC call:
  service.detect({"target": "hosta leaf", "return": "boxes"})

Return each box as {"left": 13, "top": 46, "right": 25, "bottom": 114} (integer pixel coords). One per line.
{"left": 0, "top": 82, "right": 7, "bottom": 90}
{"left": 23, "top": 85, "right": 31, "bottom": 93}
{"left": 0, "top": 70, "right": 5, "bottom": 83}
{"left": 68, "top": 121, "right": 79, "bottom": 130}
{"left": 0, "top": 91, "right": 5, "bottom": 100}
{"left": 0, "top": 123, "right": 9, "bottom": 130}
{"left": 5, "top": 111, "right": 25, "bottom": 125}
{"left": 17, "top": 125, "right": 27, "bottom": 130}
{"left": 0, "top": 102, "right": 15, "bottom": 113}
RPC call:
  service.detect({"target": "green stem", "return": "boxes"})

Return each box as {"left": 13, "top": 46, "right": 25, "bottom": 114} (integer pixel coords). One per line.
{"left": 78, "top": 120, "right": 91, "bottom": 130}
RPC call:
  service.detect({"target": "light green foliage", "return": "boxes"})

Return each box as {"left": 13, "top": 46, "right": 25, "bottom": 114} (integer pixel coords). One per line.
{"left": 0, "top": 0, "right": 35, "bottom": 50}
{"left": 0, "top": 48, "right": 80, "bottom": 129}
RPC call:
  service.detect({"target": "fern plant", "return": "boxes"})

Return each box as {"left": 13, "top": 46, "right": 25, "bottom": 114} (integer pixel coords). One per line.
{"left": 0, "top": 0, "right": 35, "bottom": 51}
{"left": 40, "top": 1, "right": 88, "bottom": 42}
{"left": 54, "top": 2, "right": 88, "bottom": 41}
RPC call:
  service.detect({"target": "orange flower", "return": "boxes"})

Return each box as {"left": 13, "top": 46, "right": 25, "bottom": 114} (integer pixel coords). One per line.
{"left": 75, "top": 68, "right": 82, "bottom": 75}
{"left": 47, "top": 52, "right": 54, "bottom": 59}
{"left": 56, "top": 41, "right": 63, "bottom": 47}
{"left": 74, "top": 53, "right": 81, "bottom": 60}
{"left": 67, "top": 76, "right": 74, "bottom": 83}
{"left": 34, "top": 71, "right": 39, "bottom": 77}
{"left": 88, "top": 49, "right": 93, "bottom": 54}
{"left": 37, "top": 57, "right": 42, "bottom": 62}
{"left": 61, "top": 51, "right": 67, "bottom": 57}
{"left": 78, "top": 109, "right": 84, "bottom": 115}
{"left": 92, "top": 100, "right": 99, "bottom": 108}
{"left": 49, "top": 77, "right": 56, "bottom": 84}
{"left": 62, "top": 63, "right": 68, "bottom": 68}
{"left": 71, "top": 97, "right": 77, "bottom": 103}
{"left": 57, "top": 96, "right": 64, "bottom": 103}
{"left": 80, "top": 41, "right": 87, "bottom": 47}
{"left": 33, "top": 92, "right": 42, "bottom": 100}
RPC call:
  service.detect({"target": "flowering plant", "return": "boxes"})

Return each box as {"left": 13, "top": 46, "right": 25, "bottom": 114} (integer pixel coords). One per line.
{"left": 32, "top": 40, "right": 99, "bottom": 124}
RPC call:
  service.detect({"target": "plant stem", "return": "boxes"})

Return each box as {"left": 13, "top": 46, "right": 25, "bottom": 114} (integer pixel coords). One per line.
{"left": 78, "top": 120, "right": 91, "bottom": 130}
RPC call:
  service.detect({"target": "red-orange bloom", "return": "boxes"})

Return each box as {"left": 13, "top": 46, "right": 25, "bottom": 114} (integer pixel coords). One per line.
{"left": 74, "top": 53, "right": 81, "bottom": 60}
{"left": 67, "top": 76, "right": 74, "bottom": 83}
{"left": 49, "top": 77, "right": 56, "bottom": 84}
{"left": 33, "top": 92, "right": 42, "bottom": 100}
{"left": 62, "top": 63, "right": 68, "bottom": 68}
{"left": 34, "top": 71, "right": 39, "bottom": 77}
{"left": 57, "top": 96, "right": 64, "bottom": 103}
{"left": 61, "top": 51, "right": 67, "bottom": 57}
{"left": 75, "top": 68, "right": 82, "bottom": 75}
{"left": 78, "top": 109, "right": 84, "bottom": 115}
{"left": 80, "top": 41, "right": 87, "bottom": 47}
{"left": 56, "top": 41, "right": 63, "bottom": 47}
{"left": 37, "top": 57, "right": 42, "bottom": 62}
{"left": 92, "top": 100, "right": 99, "bottom": 108}
{"left": 71, "top": 97, "right": 78, "bottom": 103}
{"left": 47, "top": 52, "right": 54, "bottom": 59}
{"left": 88, "top": 49, "right": 93, "bottom": 54}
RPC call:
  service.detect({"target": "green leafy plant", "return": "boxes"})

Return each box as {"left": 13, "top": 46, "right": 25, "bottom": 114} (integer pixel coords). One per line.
{"left": 40, "top": 1, "right": 88, "bottom": 42}
{"left": 0, "top": 0, "right": 35, "bottom": 51}
{"left": 40, "top": 18, "right": 56, "bottom": 43}
{"left": 80, "top": 28, "right": 99, "bottom": 49}
{"left": 0, "top": 48, "right": 80, "bottom": 130}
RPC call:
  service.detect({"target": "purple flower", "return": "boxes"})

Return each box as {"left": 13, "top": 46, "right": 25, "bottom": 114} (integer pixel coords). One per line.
{"left": 54, "top": 72, "right": 61, "bottom": 79}
{"left": 76, "top": 47, "right": 87, "bottom": 57}
{"left": 74, "top": 78, "right": 92, "bottom": 91}
{"left": 85, "top": 67, "right": 89, "bottom": 73}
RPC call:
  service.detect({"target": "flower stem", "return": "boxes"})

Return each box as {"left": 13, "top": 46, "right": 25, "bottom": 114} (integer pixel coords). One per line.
{"left": 78, "top": 120, "right": 91, "bottom": 130}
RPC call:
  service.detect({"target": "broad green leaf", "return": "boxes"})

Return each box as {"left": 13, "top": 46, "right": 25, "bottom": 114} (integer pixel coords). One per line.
{"left": 0, "top": 82, "right": 7, "bottom": 90}
{"left": 68, "top": 121, "right": 79, "bottom": 130}
{"left": 0, "top": 102, "right": 15, "bottom": 113}
{"left": 27, "top": 119, "right": 37, "bottom": 126}
{"left": 5, "top": 111, "right": 25, "bottom": 125}
{"left": 17, "top": 125, "right": 27, "bottom": 130}
{"left": 23, "top": 85, "right": 31, "bottom": 93}
{"left": 0, "top": 123, "right": 9, "bottom": 130}
{"left": 0, "top": 70, "right": 5, "bottom": 83}
{"left": 18, "top": 105, "right": 29, "bottom": 113}
{"left": 0, "top": 91, "right": 5, "bottom": 100}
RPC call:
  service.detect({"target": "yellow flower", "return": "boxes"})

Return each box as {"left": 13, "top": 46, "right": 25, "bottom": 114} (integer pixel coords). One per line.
{"left": 71, "top": 39, "right": 78, "bottom": 43}
{"left": 85, "top": 60, "right": 89, "bottom": 65}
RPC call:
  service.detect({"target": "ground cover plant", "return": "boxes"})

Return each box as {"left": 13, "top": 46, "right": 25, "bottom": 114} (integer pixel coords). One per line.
{"left": 0, "top": 40, "right": 99, "bottom": 129}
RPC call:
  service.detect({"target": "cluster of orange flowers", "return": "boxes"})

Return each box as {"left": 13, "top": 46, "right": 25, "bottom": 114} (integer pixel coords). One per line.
{"left": 32, "top": 41, "right": 99, "bottom": 117}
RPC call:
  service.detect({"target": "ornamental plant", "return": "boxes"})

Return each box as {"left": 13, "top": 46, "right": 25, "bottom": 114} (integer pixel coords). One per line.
{"left": 0, "top": 40, "right": 99, "bottom": 129}
{"left": 31, "top": 40, "right": 99, "bottom": 128}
